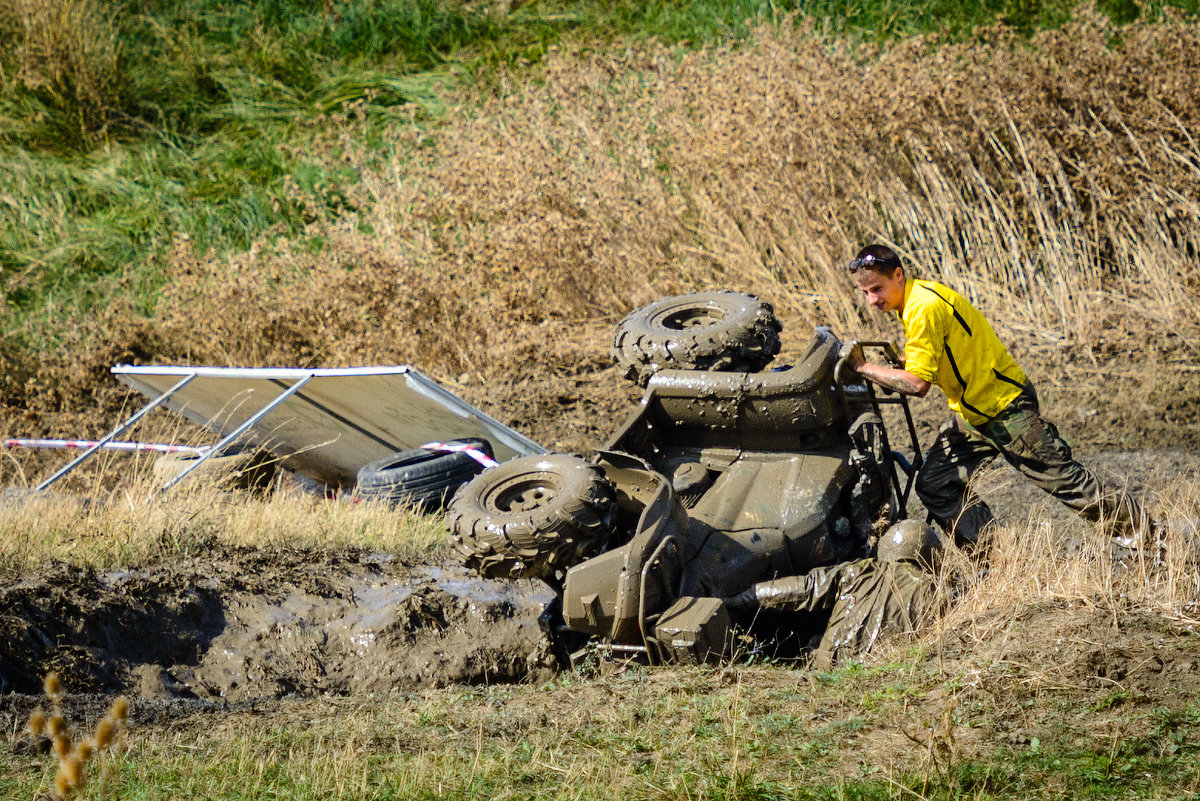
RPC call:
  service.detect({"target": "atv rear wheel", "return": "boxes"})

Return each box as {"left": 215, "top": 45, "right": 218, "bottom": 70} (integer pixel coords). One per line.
{"left": 447, "top": 454, "right": 616, "bottom": 581}
{"left": 612, "top": 291, "right": 782, "bottom": 386}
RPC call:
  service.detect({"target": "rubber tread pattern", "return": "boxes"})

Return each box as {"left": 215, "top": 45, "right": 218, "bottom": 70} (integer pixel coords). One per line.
{"left": 612, "top": 290, "right": 783, "bottom": 386}
{"left": 356, "top": 438, "right": 493, "bottom": 512}
{"left": 446, "top": 454, "right": 617, "bottom": 581}
{"left": 356, "top": 438, "right": 492, "bottom": 490}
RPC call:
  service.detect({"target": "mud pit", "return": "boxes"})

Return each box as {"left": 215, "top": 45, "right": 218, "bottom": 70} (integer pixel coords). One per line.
{"left": 2, "top": 449, "right": 1198, "bottom": 710}
{"left": 0, "top": 548, "right": 553, "bottom": 702}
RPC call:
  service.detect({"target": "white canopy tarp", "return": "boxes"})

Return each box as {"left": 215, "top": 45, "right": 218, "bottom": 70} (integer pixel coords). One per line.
{"left": 111, "top": 364, "right": 544, "bottom": 487}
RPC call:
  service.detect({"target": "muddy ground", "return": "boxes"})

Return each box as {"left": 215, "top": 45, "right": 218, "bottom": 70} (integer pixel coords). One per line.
{"left": 1, "top": 445, "right": 1198, "bottom": 765}
{"left": 0, "top": 548, "right": 555, "bottom": 705}
{"left": 0, "top": 449, "right": 1196, "bottom": 707}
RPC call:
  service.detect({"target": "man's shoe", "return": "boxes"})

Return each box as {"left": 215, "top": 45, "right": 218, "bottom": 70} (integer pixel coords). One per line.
{"left": 1111, "top": 520, "right": 1167, "bottom": 568}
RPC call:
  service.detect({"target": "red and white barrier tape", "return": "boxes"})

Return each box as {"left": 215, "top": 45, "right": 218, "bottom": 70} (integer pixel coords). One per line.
{"left": 3, "top": 438, "right": 207, "bottom": 455}
{"left": 420, "top": 441, "right": 499, "bottom": 468}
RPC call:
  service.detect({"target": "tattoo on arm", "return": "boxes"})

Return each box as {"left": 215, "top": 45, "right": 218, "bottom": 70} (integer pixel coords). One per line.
{"left": 885, "top": 373, "right": 929, "bottom": 395}
{"left": 861, "top": 363, "right": 928, "bottom": 396}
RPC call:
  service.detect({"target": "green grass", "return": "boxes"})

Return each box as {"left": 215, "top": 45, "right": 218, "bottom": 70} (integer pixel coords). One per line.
{"left": 2, "top": 0, "right": 1197, "bottom": 344}
{"left": 0, "top": 120, "right": 382, "bottom": 320}
{"left": 2, "top": 669, "right": 1198, "bottom": 800}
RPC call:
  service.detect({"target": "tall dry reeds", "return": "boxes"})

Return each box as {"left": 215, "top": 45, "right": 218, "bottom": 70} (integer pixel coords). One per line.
{"left": 7, "top": 0, "right": 122, "bottom": 137}
{"left": 155, "top": 8, "right": 1200, "bottom": 369}
{"left": 7, "top": 6, "right": 1199, "bottom": 454}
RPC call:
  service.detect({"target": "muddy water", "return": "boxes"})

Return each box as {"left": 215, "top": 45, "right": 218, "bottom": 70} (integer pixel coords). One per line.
{"left": 0, "top": 550, "right": 555, "bottom": 702}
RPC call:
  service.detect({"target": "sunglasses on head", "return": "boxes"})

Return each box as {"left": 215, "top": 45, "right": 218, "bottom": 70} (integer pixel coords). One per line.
{"left": 847, "top": 253, "right": 901, "bottom": 273}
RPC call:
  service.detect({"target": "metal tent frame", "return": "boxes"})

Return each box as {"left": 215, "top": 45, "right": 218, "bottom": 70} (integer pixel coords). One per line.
{"left": 37, "top": 365, "right": 545, "bottom": 492}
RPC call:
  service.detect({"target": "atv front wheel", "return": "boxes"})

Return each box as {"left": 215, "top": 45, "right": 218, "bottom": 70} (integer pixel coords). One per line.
{"left": 612, "top": 291, "right": 782, "bottom": 386}
{"left": 447, "top": 454, "right": 616, "bottom": 581}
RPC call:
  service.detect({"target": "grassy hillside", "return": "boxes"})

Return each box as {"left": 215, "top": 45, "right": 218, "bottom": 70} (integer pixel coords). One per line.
{"left": 2, "top": 0, "right": 1200, "bottom": 471}
{"left": 3, "top": 0, "right": 1116, "bottom": 324}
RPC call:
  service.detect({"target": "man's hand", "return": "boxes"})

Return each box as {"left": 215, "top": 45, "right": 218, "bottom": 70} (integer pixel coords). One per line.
{"left": 840, "top": 341, "right": 866, "bottom": 372}
{"left": 839, "top": 339, "right": 929, "bottom": 395}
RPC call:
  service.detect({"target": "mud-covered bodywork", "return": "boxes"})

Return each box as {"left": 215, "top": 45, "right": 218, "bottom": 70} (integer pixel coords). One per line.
{"left": 546, "top": 328, "right": 921, "bottom": 665}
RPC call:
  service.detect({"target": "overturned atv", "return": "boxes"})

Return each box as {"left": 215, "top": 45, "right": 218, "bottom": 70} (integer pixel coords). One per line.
{"left": 448, "top": 291, "right": 922, "bottom": 666}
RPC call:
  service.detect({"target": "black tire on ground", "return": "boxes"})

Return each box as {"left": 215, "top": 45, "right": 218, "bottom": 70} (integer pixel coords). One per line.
{"left": 611, "top": 290, "right": 783, "bottom": 386}
{"left": 152, "top": 449, "right": 278, "bottom": 492}
{"left": 447, "top": 453, "right": 617, "bottom": 581}
{"left": 355, "top": 438, "right": 494, "bottom": 512}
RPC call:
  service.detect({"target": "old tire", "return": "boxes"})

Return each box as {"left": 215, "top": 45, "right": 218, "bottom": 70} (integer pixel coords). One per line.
{"left": 447, "top": 453, "right": 617, "bottom": 581}
{"left": 612, "top": 290, "right": 782, "bottom": 386}
{"left": 152, "top": 449, "right": 277, "bottom": 492}
{"left": 356, "top": 438, "right": 493, "bottom": 512}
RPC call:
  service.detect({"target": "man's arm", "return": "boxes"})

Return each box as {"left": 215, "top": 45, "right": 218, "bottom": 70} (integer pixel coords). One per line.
{"left": 726, "top": 564, "right": 854, "bottom": 613}
{"left": 852, "top": 358, "right": 931, "bottom": 397}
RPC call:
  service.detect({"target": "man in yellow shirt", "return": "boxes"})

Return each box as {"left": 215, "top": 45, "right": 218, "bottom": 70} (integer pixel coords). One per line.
{"left": 846, "top": 244, "right": 1145, "bottom": 547}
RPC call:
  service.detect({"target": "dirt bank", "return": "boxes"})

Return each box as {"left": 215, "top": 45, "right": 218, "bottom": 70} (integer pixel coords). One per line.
{"left": 0, "top": 547, "right": 554, "bottom": 702}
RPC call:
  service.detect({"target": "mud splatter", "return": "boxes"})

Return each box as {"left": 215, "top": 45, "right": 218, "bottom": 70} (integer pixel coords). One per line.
{"left": 0, "top": 548, "right": 554, "bottom": 702}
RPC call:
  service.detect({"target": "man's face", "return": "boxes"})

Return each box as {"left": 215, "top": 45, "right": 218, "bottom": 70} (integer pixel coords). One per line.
{"left": 852, "top": 266, "right": 906, "bottom": 313}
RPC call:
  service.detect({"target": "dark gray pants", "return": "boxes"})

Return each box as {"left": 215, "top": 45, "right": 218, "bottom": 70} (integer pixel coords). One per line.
{"left": 915, "top": 384, "right": 1143, "bottom": 547}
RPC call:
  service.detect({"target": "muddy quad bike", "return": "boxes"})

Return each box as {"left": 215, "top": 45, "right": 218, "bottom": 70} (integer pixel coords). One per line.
{"left": 448, "top": 292, "right": 923, "bottom": 667}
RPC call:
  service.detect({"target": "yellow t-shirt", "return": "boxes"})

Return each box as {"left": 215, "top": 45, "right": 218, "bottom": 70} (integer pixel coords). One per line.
{"left": 899, "top": 279, "right": 1028, "bottom": 426}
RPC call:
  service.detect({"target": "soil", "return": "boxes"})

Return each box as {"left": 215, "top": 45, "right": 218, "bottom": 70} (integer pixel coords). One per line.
{"left": 952, "top": 605, "right": 1200, "bottom": 705}
{"left": 793, "top": 602, "right": 1200, "bottom": 780}
{"left": 0, "top": 547, "right": 554, "bottom": 703}
{"left": 3, "top": 446, "right": 1198, "bottom": 703}
{"left": 3, "top": 429, "right": 1199, "bottom": 779}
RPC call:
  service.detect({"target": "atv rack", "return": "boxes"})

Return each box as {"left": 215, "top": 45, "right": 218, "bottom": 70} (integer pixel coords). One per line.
{"left": 831, "top": 337, "right": 924, "bottom": 513}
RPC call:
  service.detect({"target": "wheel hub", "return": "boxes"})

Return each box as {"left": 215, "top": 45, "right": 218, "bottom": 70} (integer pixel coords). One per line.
{"left": 657, "top": 305, "right": 724, "bottom": 330}
{"left": 489, "top": 476, "right": 560, "bottom": 513}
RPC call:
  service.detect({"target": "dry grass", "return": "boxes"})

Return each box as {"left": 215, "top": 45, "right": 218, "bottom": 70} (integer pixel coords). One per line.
{"left": 837, "top": 463, "right": 1200, "bottom": 725}
{"left": 0, "top": 464, "right": 448, "bottom": 578}
{"left": 0, "top": 455, "right": 1198, "bottom": 799}
{"left": 8, "top": 607, "right": 1194, "bottom": 800}
{"left": 94, "top": 7, "right": 1192, "bottom": 447}
{"left": 7, "top": 0, "right": 122, "bottom": 135}
{"left": 948, "top": 476, "right": 1200, "bottom": 625}
{"left": 3, "top": 13, "right": 1200, "bottom": 798}
{"left": 3, "top": 443, "right": 1195, "bottom": 655}
{"left": 5, "top": 7, "right": 1199, "bottom": 456}
{"left": 154, "top": 7, "right": 1200, "bottom": 355}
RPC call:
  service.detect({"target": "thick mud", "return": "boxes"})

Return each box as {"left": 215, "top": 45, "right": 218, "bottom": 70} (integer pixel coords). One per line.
{"left": 2, "top": 449, "right": 1197, "bottom": 717}
{"left": 0, "top": 548, "right": 554, "bottom": 703}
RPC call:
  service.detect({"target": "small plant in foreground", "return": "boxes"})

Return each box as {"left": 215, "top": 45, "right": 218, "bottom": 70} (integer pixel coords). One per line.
{"left": 26, "top": 672, "right": 128, "bottom": 800}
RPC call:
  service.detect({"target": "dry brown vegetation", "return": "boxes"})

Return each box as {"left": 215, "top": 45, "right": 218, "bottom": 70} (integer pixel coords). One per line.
{"left": 0, "top": 465, "right": 448, "bottom": 577}
{"left": 4, "top": 0, "right": 122, "bottom": 135}
{"left": 3, "top": 460, "right": 1200, "bottom": 798}
{"left": 4, "top": 7, "right": 1198, "bottom": 466}
{"left": 4, "top": 12, "right": 1200, "bottom": 797}
{"left": 23, "top": 673, "right": 128, "bottom": 799}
